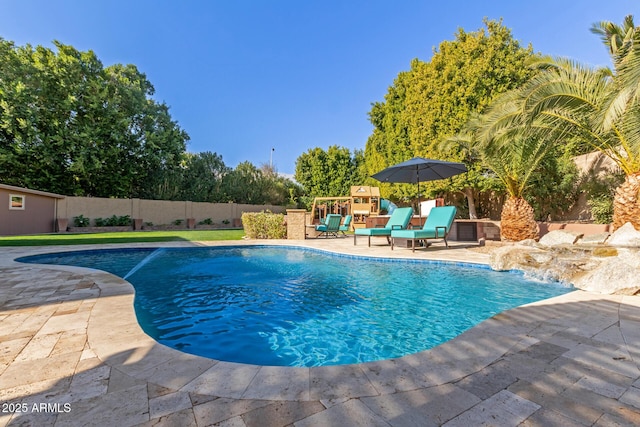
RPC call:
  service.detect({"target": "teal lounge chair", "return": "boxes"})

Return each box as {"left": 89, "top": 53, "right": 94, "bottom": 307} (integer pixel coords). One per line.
{"left": 391, "top": 206, "right": 457, "bottom": 252}
{"left": 353, "top": 207, "right": 414, "bottom": 246}
{"left": 316, "top": 214, "right": 342, "bottom": 238}
{"left": 339, "top": 215, "right": 352, "bottom": 235}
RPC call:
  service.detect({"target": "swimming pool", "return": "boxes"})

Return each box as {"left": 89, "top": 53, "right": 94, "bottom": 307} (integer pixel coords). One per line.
{"left": 19, "top": 246, "right": 573, "bottom": 367}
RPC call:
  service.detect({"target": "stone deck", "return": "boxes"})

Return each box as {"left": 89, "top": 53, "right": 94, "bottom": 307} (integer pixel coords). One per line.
{"left": 1, "top": 238, "right": 639, "bottom": 426}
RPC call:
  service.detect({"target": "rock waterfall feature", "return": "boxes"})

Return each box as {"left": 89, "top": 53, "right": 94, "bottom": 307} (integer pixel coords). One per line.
{"left": 489, "top": 222, "right": 640, "bottom": 295}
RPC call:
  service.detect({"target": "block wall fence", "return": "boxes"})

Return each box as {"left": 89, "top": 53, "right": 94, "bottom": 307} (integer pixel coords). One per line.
{"left": 56, "top": 196, "right": 286, "bottom": 227}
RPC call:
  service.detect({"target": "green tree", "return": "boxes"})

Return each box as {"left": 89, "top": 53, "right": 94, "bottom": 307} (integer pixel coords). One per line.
{"left": 259, "top": 163, "right": 304, "bottom": 206}
{"left": 461, "top": 109, "right": 559, "bottom": 240}
{"left": 591, "top": 15, "right": 636, "bottom": 57}
{"left": 592, "top": 16, "right": 640, "bottom": 229}
{"left": 364, "top": 19, "right": 535, "bottom": 216}
{"left": 0, "top": 38, "right": 188, "bottom": 198}
{"left": 362, "top": 74, "right": 415, "bottom": 202}
{"left": 526, "top": 151, "right": 580, "bottom": 221}
{"left": 294, "top": 145, "right": 364, "bottom": 203}
{"left": 486, "top": 14, "right": 640, "bottom": 230}
{"left": 224, "top": 161, "right": 266, "bottom": 204}
{"left": 178, "top": 151, "right": 230, "bottom": 202}
{"left": 0, "top": 40, "right": 92, "bottom": 193}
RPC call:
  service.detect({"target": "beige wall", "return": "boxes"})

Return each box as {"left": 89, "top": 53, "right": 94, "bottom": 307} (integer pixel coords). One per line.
{"left": 0, "top": 188, "right": 57, "bottom": 235}
{"left": 58, "top": 196, "right": 285, "bottom": 226}
{"left": 573, "top": 151, "right": 619, "bottom": 176}
{"left": 192, "top": 202, "right": 233, "bottom": 222}
{"left": 58, "top": 197, "right": 132, "bottom": 220}
{"left": 139, "top": 199, "right": 189, "bottom": 225}
{"left": 557, "top": 151, "right": 622, "bottom": 222}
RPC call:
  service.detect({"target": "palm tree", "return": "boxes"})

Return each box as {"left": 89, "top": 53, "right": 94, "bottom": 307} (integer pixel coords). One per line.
{"left": 592, "top": 16, "right": 640, "bottom": 229}
{"left": 512, "top": 16, "right": 640, "bottom": 230}
{"left": 451, "top": 110, "right": 555, "bottom": 241}
{"left": 482, "top": 134, "right": 551, "bottom": 241}
{"left": 591, "top": 15, "right": 636, "bottom": 58}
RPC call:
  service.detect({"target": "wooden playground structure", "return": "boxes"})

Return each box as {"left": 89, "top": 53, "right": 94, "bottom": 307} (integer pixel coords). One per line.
{"left": 309, "top": 186, "right": 382, "bottom": 231}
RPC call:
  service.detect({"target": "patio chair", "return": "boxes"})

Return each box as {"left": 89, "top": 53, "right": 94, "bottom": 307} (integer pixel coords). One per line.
{"left": 353, "top": 207, "right": 414, "bottom": 247}
{"left": 391, "top": 206, "right": 457, "bottom": 252}
{"left": 316, "top": 214, "right": 342, "bottom": 238}
{"left": 339, "top": 215, "right": 352, "bottom": 236}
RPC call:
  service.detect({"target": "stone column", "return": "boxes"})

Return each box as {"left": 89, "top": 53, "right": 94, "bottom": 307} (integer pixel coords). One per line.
{"left": 286, "top": 209, "right": 307, "bottom": 240}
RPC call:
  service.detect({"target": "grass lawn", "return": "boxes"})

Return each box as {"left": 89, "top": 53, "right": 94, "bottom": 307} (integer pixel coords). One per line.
{"left": 0, "top": 229, "right": 246, "bottom": 246}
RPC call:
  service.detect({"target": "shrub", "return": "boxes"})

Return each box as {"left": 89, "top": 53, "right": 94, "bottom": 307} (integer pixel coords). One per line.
{"left": 73, "top": 215, "right": 90, "bottom": 227}
{"left": 588, "top": 195, "right": 614, "bottom": 224}
{"left": 241, "top": 211, "right": 286, "bottom": 239}
{"left": 198, "top": 218, "right": 213, "bottom": 225}
{"left": 581, "top": 169, "right": 623, "bottom": 224}
{"left": 94, "top": 215, "right": 131, "bottom": 227}
{"left": 173, "top": 219, "right": 183, "bottom": 226}
{"left": 112, "top": 215, "right": 131, "bottom": 226}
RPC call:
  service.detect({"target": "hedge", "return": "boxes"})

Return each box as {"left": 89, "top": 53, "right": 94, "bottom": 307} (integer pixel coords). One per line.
{"left": 241, "top": 211, "right": 286, "bottom": 239}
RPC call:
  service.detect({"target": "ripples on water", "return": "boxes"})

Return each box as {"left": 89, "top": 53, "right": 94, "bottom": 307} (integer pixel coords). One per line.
{"left": 20, "top": 246, "right": 573, "bottom": 367}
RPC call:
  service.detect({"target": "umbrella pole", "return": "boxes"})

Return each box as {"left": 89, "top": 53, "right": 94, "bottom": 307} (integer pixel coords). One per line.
{"left": 417, "top": 168, "right": 421, "bottom": 225}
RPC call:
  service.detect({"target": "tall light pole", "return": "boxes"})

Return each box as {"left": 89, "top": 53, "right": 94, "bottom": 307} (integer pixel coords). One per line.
{"left": 270, "top": 147, "right": 274, "bottom": 169}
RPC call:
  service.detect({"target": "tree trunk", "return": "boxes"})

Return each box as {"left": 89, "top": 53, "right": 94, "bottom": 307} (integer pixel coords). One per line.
{"left": 464, "top": 187, "right": 478, "bottom": 219}
{"left": 612, "top": 171, "right": 640, "bottom": 231}
{"left": 500, "top": 196, "right": 539, "bottom": 241}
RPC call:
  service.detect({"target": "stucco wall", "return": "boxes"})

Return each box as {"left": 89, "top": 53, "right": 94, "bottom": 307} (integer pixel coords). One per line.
{"left": 557, "top": 151, "right": 622, "bottom": 222}
{"left": 138, "top": 200, "right": 189, "bottom": 225}
{"left": 192, "top": 202, "right": 234, "bottom": 223}
{"left": 57, "top": 197, "right": 286, "bottom": 226}
{"left": 0, "top": 188, "right": 57, "bottom": 235}
{"left": 58, "top": 197, "right": 132, "bottom": 221}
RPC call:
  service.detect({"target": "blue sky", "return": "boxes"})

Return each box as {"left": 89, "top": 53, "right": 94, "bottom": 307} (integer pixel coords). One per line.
{"left": 0, "top": 1, "right": 637, "bottom": 175}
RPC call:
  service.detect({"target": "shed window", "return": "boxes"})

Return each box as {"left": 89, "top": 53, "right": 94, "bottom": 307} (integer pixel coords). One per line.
{"left": 9, "top": 194, "right": 25, "bottom": 210}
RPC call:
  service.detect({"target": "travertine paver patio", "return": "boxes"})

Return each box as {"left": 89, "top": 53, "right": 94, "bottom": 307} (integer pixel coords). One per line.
{"left": 1, "top": 239, "right": 639, "bottom": 426}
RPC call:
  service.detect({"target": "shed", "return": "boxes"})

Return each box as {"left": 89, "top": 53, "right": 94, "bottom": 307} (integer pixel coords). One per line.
{"left": 0, "top": 184, "right": 66, "bottom": 236}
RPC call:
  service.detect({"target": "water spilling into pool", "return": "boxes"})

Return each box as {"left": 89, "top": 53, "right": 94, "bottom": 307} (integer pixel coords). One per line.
{"left": 123, "top": 248, "right": 165, "bottom": 280}
{"left": 19, "top": 246, "right": 573, "bottom": 367}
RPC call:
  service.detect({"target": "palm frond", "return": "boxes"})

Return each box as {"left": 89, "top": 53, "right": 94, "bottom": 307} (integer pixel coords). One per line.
{"left": 519, "top": 55, "right": 640, "bottom": 173}
{"left": 470, "top": 18, "right": 640, "bottom": 200}
{"left": 591, "top": 16, "right": 632, "bottom": 55}
{"left": 602, "top": 35, "right": 640, "bottom": 125}
{"left": 475, "top": 90, "right": 527, "bottom": 146}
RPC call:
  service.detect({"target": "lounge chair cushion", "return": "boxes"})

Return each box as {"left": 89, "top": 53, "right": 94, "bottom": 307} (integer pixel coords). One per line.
{"left": 358, "top": 227, "right": 401, "bottom": 236}
{"left": 391, "top": 228, "right": 445, "bottom": 239}
{"left": 391, "top": 206, "right": 456, "bottom": 240}
{"left": 354, "top": 207, "right": 414, "bottom": 236}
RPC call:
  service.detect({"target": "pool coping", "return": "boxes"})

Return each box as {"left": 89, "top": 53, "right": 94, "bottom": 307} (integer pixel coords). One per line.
{"left": 15, "top": 243, "right": 571, "bottom": 369}
{"left": 2, "top": 239, "right": 640, "bottom": 425}
{"left": 4, "top": 240, "right": 512, "bottom": 401}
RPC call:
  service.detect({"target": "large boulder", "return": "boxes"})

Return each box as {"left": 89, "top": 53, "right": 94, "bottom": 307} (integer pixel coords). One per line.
{"left": 489, "top": 244, "right": 550, "bottom": 272}
{"left": 539, "top": 230, "right": 583, "bottom": 247}
{"left": 607, "top": 222, "right": 640, "bottom": 248}
{"left": 573, "top": 249, "right": 640, "bottom": 295}
{"left": 488, "top": 241, "right": 639, "bottom": 293}
{"left": 576, "top": 232, "right": 610, "bottom": 245}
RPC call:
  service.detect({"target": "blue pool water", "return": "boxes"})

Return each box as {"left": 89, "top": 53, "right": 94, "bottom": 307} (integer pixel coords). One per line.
{"left": 19, "top": 246, "right": 573, "bottom": 367}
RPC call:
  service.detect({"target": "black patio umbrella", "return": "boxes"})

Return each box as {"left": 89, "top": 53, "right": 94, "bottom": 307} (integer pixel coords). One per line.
{"left": 371, "top": 157, "right": 467, "bottom": 218}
